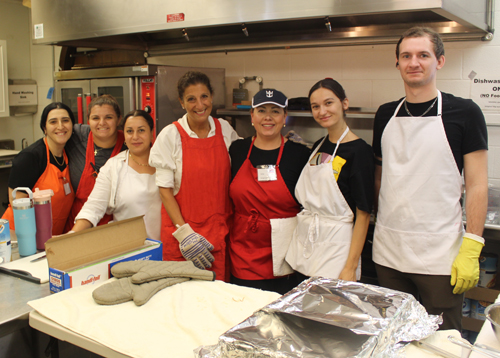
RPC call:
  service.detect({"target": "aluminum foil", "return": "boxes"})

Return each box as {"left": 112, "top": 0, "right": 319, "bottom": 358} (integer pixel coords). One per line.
{"left": 196, "top": 277, "right": 442, "bottom": 358}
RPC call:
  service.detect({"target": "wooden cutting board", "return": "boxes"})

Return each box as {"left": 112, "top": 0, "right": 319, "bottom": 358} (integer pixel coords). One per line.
{"left": 0, "top": 252, "right": 48, "bottom": 284}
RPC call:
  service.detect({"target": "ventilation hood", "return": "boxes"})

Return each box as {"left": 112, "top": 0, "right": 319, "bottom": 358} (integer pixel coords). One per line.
{"left": 31, "top": 0, "right": 494, "bottom": 56}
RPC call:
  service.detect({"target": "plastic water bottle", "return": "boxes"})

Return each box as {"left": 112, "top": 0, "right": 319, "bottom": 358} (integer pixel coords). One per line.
{"left": 12, "top": 187, "right": 37, "bottom": 257}
{"left": 33, "top": 188, "right": 54, "bottom": 250}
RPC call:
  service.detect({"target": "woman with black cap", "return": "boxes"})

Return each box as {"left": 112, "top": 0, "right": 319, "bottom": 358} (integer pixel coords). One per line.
{"left": 2, "top": 102, "right": 76, "bottom": 235}
{"left": 228, "top": 88, "right": 310, "bottom": 294}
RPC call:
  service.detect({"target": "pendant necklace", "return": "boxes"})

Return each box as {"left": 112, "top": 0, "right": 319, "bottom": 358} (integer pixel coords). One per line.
{"left": 94, "top": 144, "right": 103, "bottom": 156}
{"left": 404, "top": 97, "right": 438, "bottom": 117}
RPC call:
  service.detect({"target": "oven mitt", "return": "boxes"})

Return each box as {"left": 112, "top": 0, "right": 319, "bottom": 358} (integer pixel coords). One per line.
{"left": 172, "top": 223, "right": 214, "bottom": 270}
{"left": 111, "top": 260, "right": 216, "bottom": 282}
{"left": 451, "top": 233, "right": 485, "bottom": 294}
{"left": 93, "top": 276, "right": 189, "bottom": 306}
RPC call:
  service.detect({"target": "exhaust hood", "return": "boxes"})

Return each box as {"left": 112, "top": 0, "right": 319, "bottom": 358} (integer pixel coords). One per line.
{"left": 31, "top": 0, "right": 494, "bottom": 56}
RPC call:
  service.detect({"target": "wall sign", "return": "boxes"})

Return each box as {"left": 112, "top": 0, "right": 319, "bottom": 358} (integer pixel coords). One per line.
{"left": 470, "top": 71, "right": 500, "bottom": 113}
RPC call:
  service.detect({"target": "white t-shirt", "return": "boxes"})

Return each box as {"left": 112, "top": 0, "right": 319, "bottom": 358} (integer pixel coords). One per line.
{"left": 149, "top": 114, "right": 239, "bottom": 195}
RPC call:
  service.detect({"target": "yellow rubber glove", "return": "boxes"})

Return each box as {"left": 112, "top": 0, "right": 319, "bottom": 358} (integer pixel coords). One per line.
{"left": 450, "top": 233, "right": 485, "bottom": 294}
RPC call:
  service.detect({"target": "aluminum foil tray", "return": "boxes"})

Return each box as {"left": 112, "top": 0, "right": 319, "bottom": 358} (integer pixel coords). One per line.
{"left": 196, "top": 277, "right": 442, "bottom": 358}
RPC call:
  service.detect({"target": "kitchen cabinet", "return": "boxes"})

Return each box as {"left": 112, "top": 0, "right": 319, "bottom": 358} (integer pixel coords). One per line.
{"left": 0, "top": 40, "right": 9, "bottom": 117}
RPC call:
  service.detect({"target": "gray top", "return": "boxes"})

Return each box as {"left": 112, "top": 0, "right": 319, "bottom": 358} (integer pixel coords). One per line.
{"left": 65, "top": 124, "right": 116, "bottom": 192}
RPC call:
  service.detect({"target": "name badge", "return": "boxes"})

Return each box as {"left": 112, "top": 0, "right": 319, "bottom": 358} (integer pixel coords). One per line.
{"left": 62, "top": 177, "right": 72, "bottom": 195}
{"left": 257, "top": 165, "right": 277, "bottom": 182}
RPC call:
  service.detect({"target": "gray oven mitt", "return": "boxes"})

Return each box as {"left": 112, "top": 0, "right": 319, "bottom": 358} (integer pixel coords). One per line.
{"left": 93, "top": 276, "right": 189, "bottom": 306}
{"left": 93, "top": 260, "right": 215, "bottom": 306}
{"left": 111, "top": 260, "right": 216, "bottom": 283}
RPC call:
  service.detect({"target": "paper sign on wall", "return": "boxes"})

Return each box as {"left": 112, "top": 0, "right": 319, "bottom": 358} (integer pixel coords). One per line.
{"left": 470, "top": 71, "right": 500, "bottom": 113}
{"left": 9, "top": 85, "right": 37, "bottom": 106}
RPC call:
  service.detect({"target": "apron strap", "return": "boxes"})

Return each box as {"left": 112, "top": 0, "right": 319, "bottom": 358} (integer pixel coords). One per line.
{"left": 247, "top": 135, "right": 285, "bottom": 165}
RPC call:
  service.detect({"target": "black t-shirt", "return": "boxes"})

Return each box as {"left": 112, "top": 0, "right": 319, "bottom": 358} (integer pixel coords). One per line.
{"left": 8, "top": 138, "right": 67, "bottom": 190}
{"left": 372, "top": 92, "right": 488, "bottom": 173}
{"left": 311, "top": 137, "right": 374, "bottom": 216}
{"left": 65, "top": 124, "right": 126, "bottom": 191}
{"left": 229, "top": 137, "right": 311, "bottom": 203}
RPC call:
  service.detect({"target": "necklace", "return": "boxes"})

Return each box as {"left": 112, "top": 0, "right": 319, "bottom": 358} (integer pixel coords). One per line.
{"left": 50, "top": 150, "right": 65, "bottom": 166}
{"left": 94, "top": 144, "right": 103, "bottom": 156}
{"left": 129, "top": 153, "right": 151, "bottom": 167}
{"left": 404, "top": 97, "right": 438, "bottom": 117}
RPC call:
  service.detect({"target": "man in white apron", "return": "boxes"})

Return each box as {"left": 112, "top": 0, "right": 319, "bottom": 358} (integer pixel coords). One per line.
{"left": 372, "top": 27, "right": 488, "bottom": 330}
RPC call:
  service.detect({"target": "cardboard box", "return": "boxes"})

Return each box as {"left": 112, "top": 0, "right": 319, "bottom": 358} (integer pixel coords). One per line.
{"left": 45, "top": 216, "right": 162, "bottom": 294}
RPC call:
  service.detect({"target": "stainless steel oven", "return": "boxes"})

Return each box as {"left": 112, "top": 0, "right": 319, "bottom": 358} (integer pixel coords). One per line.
{"left": 54, "top": 65, "right": 225, "bottom": 135}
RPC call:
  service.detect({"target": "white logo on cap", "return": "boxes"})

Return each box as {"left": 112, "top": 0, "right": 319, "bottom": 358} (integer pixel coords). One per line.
{"left": 266, "top": 90, "right": 273, "bottom": 98}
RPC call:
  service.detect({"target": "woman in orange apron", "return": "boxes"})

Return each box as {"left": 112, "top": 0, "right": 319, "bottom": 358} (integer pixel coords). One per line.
{"left": 2, "top": 103, "right": 76, "bottom": 235}
{"left": 64, "top": 95, "right": 125, "bottom": 231}
{"left": 149, "top": 71, "right": 239, "bottom": 281}
{"left": 228, "top": 89, "right": 310, "bottom": 294}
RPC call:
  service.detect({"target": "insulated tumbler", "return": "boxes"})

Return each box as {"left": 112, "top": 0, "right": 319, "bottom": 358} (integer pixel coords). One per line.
{"left": 33, "top": 188, "right": 54, "bottom": 250}
{"left": 12, "top": 187, "right": 37, "bottom": 256}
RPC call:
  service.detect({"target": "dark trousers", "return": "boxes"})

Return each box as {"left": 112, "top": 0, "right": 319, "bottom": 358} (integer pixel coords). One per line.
{"left": 230, "top": 274, "right": 299, "bottom": 295}
{"left": 375, "top": 264, "right": 463, "bottom": 331}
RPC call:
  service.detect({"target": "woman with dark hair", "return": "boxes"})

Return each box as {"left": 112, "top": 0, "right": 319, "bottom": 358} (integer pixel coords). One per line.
{"left": 71, "top": 110, "right": 161, "bottom": 240}
{"left": 286, "top": 78, "right": 374, "bottom": 282}
{"left": 149, "top": 71, "right": 239, "bottom": 280}
{"left": 2, "top": 102, "right": 76, "bottom": 234}
{"left": 64, "top": 94, "right": 126, "bottom": 231}
{"left": 228, "top": 89, "right": 310, "bottom": 294}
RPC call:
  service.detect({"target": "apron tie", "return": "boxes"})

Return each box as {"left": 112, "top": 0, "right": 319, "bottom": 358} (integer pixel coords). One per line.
{"left": 304, "top": 212, "right": 319, "bottom": 259}
{"left": 246, "top": 209, "right": 260, "bottom": 233}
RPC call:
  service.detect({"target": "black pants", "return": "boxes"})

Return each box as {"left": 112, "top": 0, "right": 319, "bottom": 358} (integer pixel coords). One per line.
{"left": 230, "top": 274, "right": 299, "bottom": 295}
{"left": 375, "top": 264, "right": 463, "bottom": 331}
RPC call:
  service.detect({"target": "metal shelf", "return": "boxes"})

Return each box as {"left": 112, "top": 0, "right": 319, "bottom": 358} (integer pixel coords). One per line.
{"left": 217, "top": 107, "right": 376, "bottom": 119}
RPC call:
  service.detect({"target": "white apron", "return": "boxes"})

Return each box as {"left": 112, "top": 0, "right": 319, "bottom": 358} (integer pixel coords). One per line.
{"left": 373, "top": 91, "right": 464, "bottom": 275}
{"left": 286, "top": 128, "right": 360, "bottom": 279}
{"left": 115, "top": 154, "right": 162, "bottom": 241}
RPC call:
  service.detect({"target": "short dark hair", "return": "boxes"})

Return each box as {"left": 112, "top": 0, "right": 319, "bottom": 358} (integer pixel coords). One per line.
{"left": 122, "top": 109, "right": 154, "bottom": 131}
{"left": 87, "top": 94, "right": 121, "bottom": 119}
{"left": 40, "top": 102, "right": 75, "bottom": 132}
{"left": 177, "top": 71, "right": 213, "bottom": 99}
{"left": 396, "top": 26, "right": 445, "bottom": 59}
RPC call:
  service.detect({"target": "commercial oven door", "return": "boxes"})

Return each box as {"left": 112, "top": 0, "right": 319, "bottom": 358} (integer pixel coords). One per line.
{"left": 55, "top": 80, "right": 91, "bottom": 124}
{"left": 91, "top": 78, "right": 135, "bottom": 119}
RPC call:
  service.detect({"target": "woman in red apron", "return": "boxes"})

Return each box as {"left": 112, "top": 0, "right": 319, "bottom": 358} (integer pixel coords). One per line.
{"left": 64, "top": 95, "right": 125, "bottom": 232}
{"left": 2, "top": 103, "right": 76, "bottom": 235}
{"left": 149, "top": 71, "right": 239, "bottom": 282}
{"left": 229, "top": 89, "right": 310, "bottom": 294}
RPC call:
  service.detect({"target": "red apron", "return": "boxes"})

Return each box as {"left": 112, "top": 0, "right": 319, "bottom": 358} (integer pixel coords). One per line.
{"left": 229, "top": 137, "right": 300, "bottom": 280}
{"left": 161, "top": 119, "right": 231, "bottom": 281}
{"left": 3, "top": 138, "right": 75, "bottom": 235}
{"left": 64, "top": 130, "right": 124, "bottom": 232}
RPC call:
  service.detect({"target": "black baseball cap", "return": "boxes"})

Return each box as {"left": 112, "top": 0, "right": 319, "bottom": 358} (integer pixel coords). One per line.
{"left": 252, "top": 89, "right": 288, "bottom": 108}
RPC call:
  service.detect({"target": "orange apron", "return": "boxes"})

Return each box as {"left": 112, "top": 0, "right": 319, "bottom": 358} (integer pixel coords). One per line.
{"left": 64, "top": 131, "right": 124, "bottom": 232}
{"left": 3, "top": 138, "right": 75, "bottom": 235}
{"left": 161, "top": 119, "right": 231, "bottom": 281}
{"left": 229, "top": 136, "right": 300, "bottom": 280}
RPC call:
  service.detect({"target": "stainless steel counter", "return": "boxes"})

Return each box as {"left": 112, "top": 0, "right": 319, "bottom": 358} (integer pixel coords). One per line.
{"left": 0, "top": 234, "right": 50, "bottom": 338}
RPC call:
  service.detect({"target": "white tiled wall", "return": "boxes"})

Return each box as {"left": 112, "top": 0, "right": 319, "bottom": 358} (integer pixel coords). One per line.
{"left": 148, "top": 0, "right": 500, "bottom": 184}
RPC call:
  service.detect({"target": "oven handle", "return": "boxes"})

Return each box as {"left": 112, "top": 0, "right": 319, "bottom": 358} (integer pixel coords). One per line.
{"left": 77, "top": 94, "right": 83, "bottom": 124}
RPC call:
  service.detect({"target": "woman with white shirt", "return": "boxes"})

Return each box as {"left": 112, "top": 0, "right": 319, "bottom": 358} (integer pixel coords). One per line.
{"left": 149, "top": 71, "right": 239, "bottom": 281}
{"left": 71, "top": 110, "right": 161, "bottom": 240}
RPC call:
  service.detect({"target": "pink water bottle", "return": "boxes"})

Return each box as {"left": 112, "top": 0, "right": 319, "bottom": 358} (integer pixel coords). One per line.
{"left": 33, "top": 188, "right": 54, "bottom": 250}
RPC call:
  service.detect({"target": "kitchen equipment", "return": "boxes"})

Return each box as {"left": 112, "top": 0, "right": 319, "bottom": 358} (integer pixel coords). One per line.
{"left": 487, "top": 303, "right": 500, "bottom": 343}
{"left": 448, "top": 335, "right": 500, "bottom": 358}
{"left": 33, "top": 188, "right": 54, "bottom": 250}
{"left": 53, "top": 65, "right": 225, "bottom": 136}
{"left": 11, "top": 187, "right": 37, "bottom": 257}
{"left": 31, "top": 0, "right": 494, "bottom": 54}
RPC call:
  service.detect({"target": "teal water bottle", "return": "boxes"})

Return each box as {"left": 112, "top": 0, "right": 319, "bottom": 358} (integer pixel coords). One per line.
{"left": 12, "top": 187, "right": 37, "bottom": 257}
